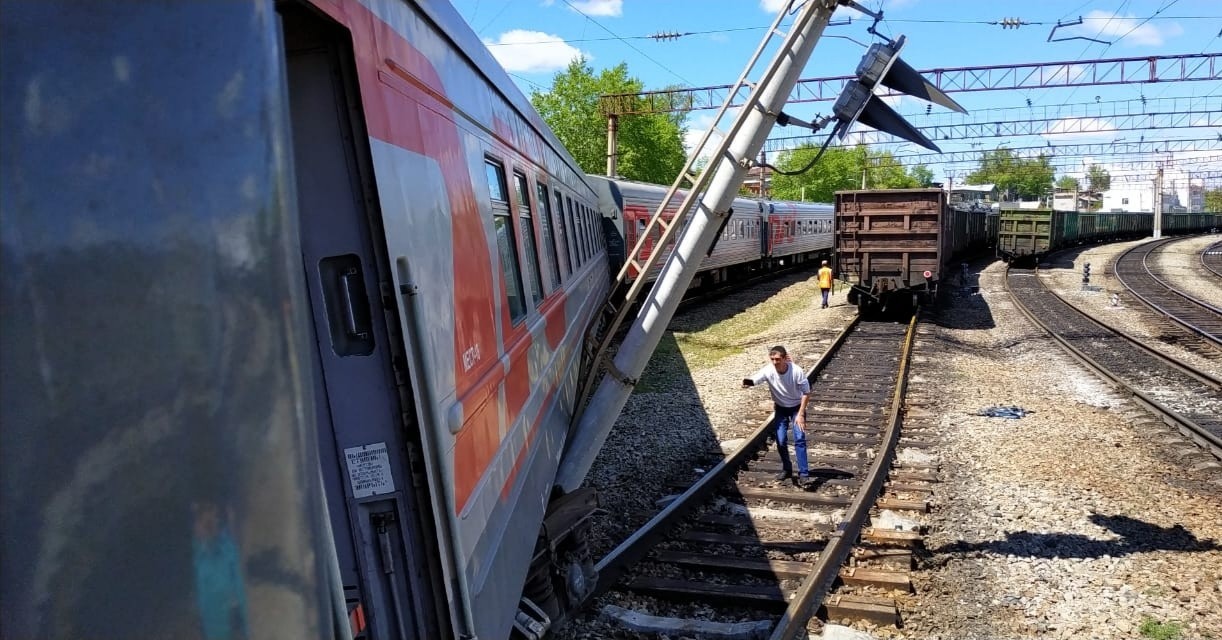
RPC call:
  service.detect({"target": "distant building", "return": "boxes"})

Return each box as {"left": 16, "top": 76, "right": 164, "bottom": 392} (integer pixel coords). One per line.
{"left": 1189, "top": 181, "right": 1205, "bottom": 213}
{"left": 1101, "top": 186, "right": 1184, "bottom": 212}
{"left": 742, "top": 164, "right": 769, "bottom": 197}
{"left": 1102, "top": 187, "right": 1153, "bottom": 212}
{"left": 945, "top": 183, "right": 996, "bottom": 208}
{"left": 1052, "top": 190, "right": 1098, "bottom": 212}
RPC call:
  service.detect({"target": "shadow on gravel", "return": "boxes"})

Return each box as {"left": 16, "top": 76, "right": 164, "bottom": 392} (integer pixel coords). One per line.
{"left": 675, "top": 267, "right": 818, "bottom": 333}
{"left": 927, "top": 255, "right": 998, "bottom": 331}
{"left": 929, "top": 513, "right": 1221, "bottom": 562}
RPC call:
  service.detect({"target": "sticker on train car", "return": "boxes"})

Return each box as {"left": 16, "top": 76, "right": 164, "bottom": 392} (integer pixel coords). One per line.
{"left": 344, "top": 442, "right": 396, "bottom": 498}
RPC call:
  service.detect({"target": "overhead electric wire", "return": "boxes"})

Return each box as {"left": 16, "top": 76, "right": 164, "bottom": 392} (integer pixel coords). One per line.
{"left": 558, "top": 0, "right": 696, "bottom": 87}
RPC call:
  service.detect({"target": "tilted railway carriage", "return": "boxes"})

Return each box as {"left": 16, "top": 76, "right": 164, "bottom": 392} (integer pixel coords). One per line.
{"left": 591, "top": 176, "right": 834, "bottom": 290}
{"left": 2, "top": 2, "right": 609, "bottom": 639}
{"left": 765, "top": 200, "right": 836, "bottom": 263}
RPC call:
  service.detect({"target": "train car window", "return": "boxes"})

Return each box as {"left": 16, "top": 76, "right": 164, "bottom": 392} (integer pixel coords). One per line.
{"left": 587, "top": 205, "right": 598, "bottom": 253}
{"left": 486, "top": 159, "right": 526, "bottom": 324}
{"left": 579, "top": 205, "right": 591, "bottom": 257}
{"left": 556, "top": 190, "right": 576, "bottom": 270}
{"left": 587, "top": 206, "right": 597, "bottom": 253}
{"left": 636, "top": 218, "right": 646, "bottom": 242}
{"left": 566, "top": 196, "right": 583, "bottom": 265}
{"left": 536, "top": 181, "right": 565, "bottom": 285}
{"left": 515, "top": 172, "right": 545, "bottom": 306}
{"left": 590, "top": 206, "right": 601, "bottom": 252}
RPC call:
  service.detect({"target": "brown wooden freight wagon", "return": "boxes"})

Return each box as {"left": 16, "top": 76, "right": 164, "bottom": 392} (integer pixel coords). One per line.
{"left": 834, "top": 188, "right": 992, "bottom": 314}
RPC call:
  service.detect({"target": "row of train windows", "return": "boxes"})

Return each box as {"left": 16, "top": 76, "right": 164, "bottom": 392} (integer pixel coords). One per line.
{"left": 715, "top": 218, "right": 833, "bottom": 241}
{"left": 485, "top": 157, "right": 605, "bottom": 325}
{"left": 781, "top": 219, "right": 833, "bottom": 237}
{"left": 637, "top": 218, "right": 835, "bottom": 243}
{"left": 721, "top": 219, "right": 761, "bottom": 241}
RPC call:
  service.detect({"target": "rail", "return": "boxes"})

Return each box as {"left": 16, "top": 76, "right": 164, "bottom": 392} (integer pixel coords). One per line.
{"left": 1114, "top": 237, "right": 1222, "bottom": 347}
{"left": 588, "top": 312, "right": 921, "bottom": 637}
{"left": 1006, "top": 266, "right": 1222, "bottom": 460}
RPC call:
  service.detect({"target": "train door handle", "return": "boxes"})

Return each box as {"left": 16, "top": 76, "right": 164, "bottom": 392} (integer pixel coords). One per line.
{"left": 319, "top": 254, "right": 374, "bottom": 356}
{"left": 339, "top": 267, "right": 370, "bottom": 340}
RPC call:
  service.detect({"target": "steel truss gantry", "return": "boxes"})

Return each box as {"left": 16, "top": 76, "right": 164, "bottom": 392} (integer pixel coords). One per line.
{"left": 600, "top": 52, "right": 1221, "bottom": 116}
{"left": 1111, "top": 170, "right": 1222, "bottom": 183}
{"left": 762, "top": 107, "right": 1222, "bottom": 150}
{"left": 881, "top": 137, "right": 1222, "bottom": 165}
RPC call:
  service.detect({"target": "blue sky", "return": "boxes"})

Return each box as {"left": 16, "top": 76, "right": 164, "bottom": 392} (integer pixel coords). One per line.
{"left": 453, "top": 0, "right": 1221, "bottom": 188}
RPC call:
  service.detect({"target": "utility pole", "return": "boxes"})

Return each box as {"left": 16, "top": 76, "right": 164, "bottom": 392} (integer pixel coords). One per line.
{"left": 557, "top": 0, "right": 843, "bottom": 492}
{"left": 1153, "top": 166, "right": 1164, "bottom": 238}
{"left": 758, "top": 149, "right": 769, "bottom": 199}
{"left": 606, "top": 114, "right": 619, "bottom": 176}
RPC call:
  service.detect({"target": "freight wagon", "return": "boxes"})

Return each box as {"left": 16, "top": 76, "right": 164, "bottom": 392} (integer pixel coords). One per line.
{"left": 996, "top": 210, "right": 1222, "bottom": 261}
{"left": 834, "top": 188, "right": 993, "bottom": 314}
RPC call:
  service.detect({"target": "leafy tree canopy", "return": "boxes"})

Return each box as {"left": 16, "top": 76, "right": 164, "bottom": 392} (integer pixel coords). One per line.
{"left": 1205, "top": 188, "right": 1222, "bottom": 213}
{"left": 1056, "top": 175, "right": 1081, "bottom": 191}
{"left": 965, "top": 148, "right": 1055, "bottom": 200}
{"left": 1086, "top": 164, "right": 1111, "bottom": 193}
{"left": 531, "top": 58, "right": 686, "bottom": 184}
{"left": 769, "top": 145, "right": 930, "bottom": 202}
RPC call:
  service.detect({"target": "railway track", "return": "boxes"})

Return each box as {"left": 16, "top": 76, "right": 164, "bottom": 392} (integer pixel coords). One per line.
{"left": 587, "top": 315, "right": 919, "bottom": 639}
{"left": 1006, "top": 266, "right": 1222, "bottom": 461}
{"left": 1203, "top": 240, "right": 1222, "bottom": 278}
{"left": 1114, "top": 238, "right": 1222, "bottom": 348}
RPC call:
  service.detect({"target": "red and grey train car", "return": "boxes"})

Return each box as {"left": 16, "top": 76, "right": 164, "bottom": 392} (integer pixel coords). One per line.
{"left": 3, "top": 2, "right": 611, "bottom": 639}
{"left": 591, "top": 176, "right": 834, "bottom": 291}
{"left": 834, "top": 188, "right": 995, "bottom": 314}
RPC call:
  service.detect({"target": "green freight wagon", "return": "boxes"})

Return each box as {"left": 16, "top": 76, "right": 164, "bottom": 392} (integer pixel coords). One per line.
{"left": 997, "top": 210, "right": 1154, "bottom": 260}
{"left": 1164, "top": 212, "right": 1222, "bottom": 233}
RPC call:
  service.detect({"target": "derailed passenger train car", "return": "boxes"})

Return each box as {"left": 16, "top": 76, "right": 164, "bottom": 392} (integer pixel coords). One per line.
{"left": 2, "top": 2, "right": 611, "bottom": 639}
{"left": 590, "top": 175, "right": 834, "bottom": 292}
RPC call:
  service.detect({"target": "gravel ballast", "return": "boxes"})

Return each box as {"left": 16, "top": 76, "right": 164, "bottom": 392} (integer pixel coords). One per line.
{"left": 555, "top": 241, "right": 1222, "bottom": 639}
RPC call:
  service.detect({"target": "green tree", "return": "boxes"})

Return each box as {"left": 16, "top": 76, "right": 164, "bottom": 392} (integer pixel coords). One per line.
{"left": 770, "top": 145, "right": 931, "bottom": 201}
{"left": 1205, "top": 188, "right": 1222, "bottom": 212}
{"left": 1086, "top": 164, "right": 1111, "bottom": 193}
{"left": 769, "top": 145, "right": 864, "bottom": 202}
{"left": 1056, "top": 175, "right": 1081, "bottom": 191}
{"left": 966, "top": 148, "right": 1054, "bottom": 200}
{"left": 531, "top": 58, "right": 686, "bottom": 184}
{"left": 866, "top": 150, "right": 919, "bottom": 189}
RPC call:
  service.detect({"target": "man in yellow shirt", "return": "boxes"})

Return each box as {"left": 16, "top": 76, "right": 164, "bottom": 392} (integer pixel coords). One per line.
{"left": 817, "top": 260, "right": 834, "bottom": 309}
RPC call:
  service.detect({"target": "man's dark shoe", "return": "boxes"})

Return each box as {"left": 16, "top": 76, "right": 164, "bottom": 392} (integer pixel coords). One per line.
{"left": 774, "top": 471, "right": 791, "bottom": 482}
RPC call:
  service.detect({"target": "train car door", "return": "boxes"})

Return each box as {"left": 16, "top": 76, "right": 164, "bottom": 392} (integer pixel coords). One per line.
{"left": 279, "top": 5, "right": 446, "bottom": 639}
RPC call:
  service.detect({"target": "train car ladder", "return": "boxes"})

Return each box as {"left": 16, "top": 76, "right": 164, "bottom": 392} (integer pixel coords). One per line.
{"left": 561, "top": 0, "right": 844, "bottom": 492}
{"left": 575, "top": 0, "right": 832, "bottom": 414}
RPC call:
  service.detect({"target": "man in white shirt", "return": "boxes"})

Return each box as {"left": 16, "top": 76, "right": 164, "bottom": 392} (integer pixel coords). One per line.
{"left": 741, "top": 345, "right": 810, "bottom": 483}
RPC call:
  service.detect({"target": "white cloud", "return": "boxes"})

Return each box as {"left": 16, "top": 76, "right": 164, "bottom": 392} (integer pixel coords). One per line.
{"left": 569, "top": 0, "right": 622, "bottom": 16}
{"left": 1074, "top": 10, "right": 1184, "bottom": 47}
{"left": 759, "top": 0, "right": 787, "bottom": 12}
{"left": 684, "top": 112, "right": 728, "bottom": 162}
{"left": 483, "top": 30, "right": 587, "bottom": 73}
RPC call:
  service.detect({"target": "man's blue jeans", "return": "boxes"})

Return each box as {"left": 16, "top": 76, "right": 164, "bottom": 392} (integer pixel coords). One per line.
{"left": 821, "top": 287, "right": 830, "bottom": 308}
{"left": 775, "top": 404, "right": 809, "bottom": 477}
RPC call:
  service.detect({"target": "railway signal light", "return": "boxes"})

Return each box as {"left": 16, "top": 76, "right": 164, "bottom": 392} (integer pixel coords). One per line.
{"left": 831, "top": 35, "right": 967, "bottom": 152}
{"left": 1082, "top": 262, "right": 1091, "bottom": 284}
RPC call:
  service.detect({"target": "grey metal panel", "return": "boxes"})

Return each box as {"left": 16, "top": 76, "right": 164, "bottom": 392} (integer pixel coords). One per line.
{"left": 1, "top": 3, "right": 339, "bottom": 638}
